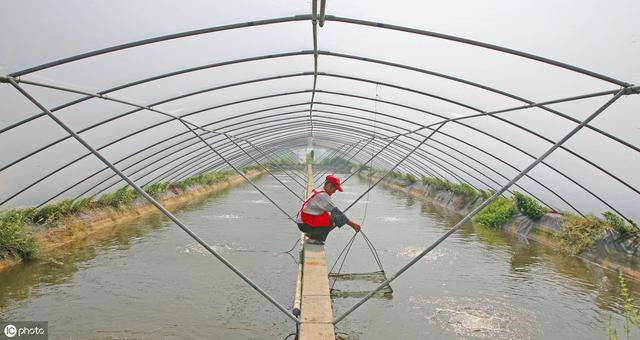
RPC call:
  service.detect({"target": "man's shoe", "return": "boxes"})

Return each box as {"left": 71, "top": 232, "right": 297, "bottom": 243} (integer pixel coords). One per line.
{"left": 307, "top": 238, "right": 325, "bottom": 245}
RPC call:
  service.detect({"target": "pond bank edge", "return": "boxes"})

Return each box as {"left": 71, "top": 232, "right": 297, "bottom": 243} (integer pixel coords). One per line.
{"left": 358, "top": 172, "right": 640, "bottom": 281}
{"left": 0, "top": 170, "right": 265, "bottom": 272}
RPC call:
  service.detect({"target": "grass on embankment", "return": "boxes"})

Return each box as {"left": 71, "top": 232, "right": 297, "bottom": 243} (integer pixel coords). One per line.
{"left": 0, "top": 167, "right": 263, "bottom": 264}
{"left": 364, "top": 167, "right": 639, "bottom": 255}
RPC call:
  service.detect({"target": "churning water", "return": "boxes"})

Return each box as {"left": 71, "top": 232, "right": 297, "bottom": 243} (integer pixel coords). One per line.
{"left": 0, "top": 172, "right": 637, "bottom": 339}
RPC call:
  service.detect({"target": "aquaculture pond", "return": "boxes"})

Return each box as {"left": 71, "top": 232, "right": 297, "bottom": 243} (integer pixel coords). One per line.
{"left": 0, "top": 171, "right": 637, "bottom": 339}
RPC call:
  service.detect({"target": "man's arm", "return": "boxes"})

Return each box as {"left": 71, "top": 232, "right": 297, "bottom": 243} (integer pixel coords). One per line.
{"left": 346, "top": 219, "right": 361, "bottom": 232}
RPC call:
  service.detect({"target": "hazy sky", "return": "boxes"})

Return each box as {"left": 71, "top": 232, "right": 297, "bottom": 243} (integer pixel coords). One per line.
{"left": 0, "top": 1, "right": 638, "bottom": 220}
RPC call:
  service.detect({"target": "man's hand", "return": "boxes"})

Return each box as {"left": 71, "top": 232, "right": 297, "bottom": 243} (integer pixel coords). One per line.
{"left": 346, "top": 219, "right": 361, "bottom": 232}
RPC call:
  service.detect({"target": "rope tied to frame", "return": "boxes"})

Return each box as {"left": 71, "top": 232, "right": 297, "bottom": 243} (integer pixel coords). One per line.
{"left": 328, "top": 83, "right": 391, "bottom": 297}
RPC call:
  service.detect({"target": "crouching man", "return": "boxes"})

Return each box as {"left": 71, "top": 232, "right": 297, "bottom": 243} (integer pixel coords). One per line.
{"left": 296, "top": 175, "right": 361, "bottom": 245}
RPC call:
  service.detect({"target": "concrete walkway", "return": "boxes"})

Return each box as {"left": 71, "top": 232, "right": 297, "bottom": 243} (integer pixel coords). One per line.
{"left": 298, "top": 164, "right": 336, "bottom": 340}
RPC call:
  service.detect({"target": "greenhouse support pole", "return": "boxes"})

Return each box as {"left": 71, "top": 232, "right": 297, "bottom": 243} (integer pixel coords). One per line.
{"left": 333, "top": 89, "right": 626, "bottom": 325}
{"left": 344, "top": 122, "right": 447, "bottom": 212}
{"left": 224, "top": 134, "right": 304, "bottom": 201}
{"left": 7, "top": 77, "right": 301, "bottom": 324}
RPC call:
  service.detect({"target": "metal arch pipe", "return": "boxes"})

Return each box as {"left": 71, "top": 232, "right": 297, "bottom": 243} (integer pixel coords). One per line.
{"left": 344, "top": 121, "right": 450, "bottom": 213}
{"left": 308, "top": 117, "right": 494, "bottom": 189}
{"left": 1, "top": 76, "right": 632, "bottom": 220}
{"left": 309, "top": 0, "right": 320, "bottom": 137}
{"left": 2, "top": 107, "right": 312, "bottom": 207}
{"left": 318, "top": 72, "right": 483, "bottom": 114}
{"left": 322, "top": 16, "right": 631, "bottom": 87}
{"left": 189, "top": 138, "right": 355, "bottom": 184}
{"left": 5, "top": 18, "right": 636, "bottom": 214}
{"left": 95, "top": 120, "right": 482, "bottom": 215}
{"left": 306, "top": 113, "right": 553, "bottom": 208}
{"left": 92, "top": 120, "right": 317, "bottom": 198}
{"left": 106, "top": 90, "right": 302, "bottom": 226}
{"left": 311, "top": 74, "right": 640, "bottom": 212}
{"left": 52, "top": 117, "right": 310, "bottom": 205}
{"left": 244, "top": 139, "right": 308, "bottom": 188}
{"left": 0, "top": 86, "right": 313, "bottom": 177}
{"left": 312, "top": 140, "right": 363, "bottom": 182}
{"left": 326, "top": 130, "right": 485, "bottom": 193}
{"left": 0, "top": 64, "right": 489, "bottom": 177}
{"left": 112, "top": 123, "right": 368, "bottom": 195}
{"left": 9, "top": 15, "right": 314, "bottom": 77}
{"left": 37, "top": 103, "right": 404, "bottom": 207}
{"left": 316, "top": 73, "right": 640, "bottom": 197}
{"left": 310, "top": 103, "right": 579, "bottom": 210}
{"left": 317, "top": 51, "right": 639, "bottom": 154}
{"left": 332, "top": 89, "right": 627, "bottom": 325}
{"left": 318, "top": 0, "right": 328, "bottom": 27}
{"left": 189, "top": 133, "right": 391, "bottom": 183}
{"left": 7, "top": 47, "right": 631, "bottom": 164}
{"left": 28, "top": 107, "right": 496, "bottom": 210}
{"left": 94, "top": 117, "right": 320, "bottom": 191}
{"left": 0, "top": 52, "right": 315, "bottom": 136}
{"left": 224, "top": 134, "right": 304, "bottom": 201}
{"left": 309, "top": 96, "right": 635, "bottom": 218}
{"left": 307, "top": 129, "right": 483, "bottom": 194}
{"left": 8, "top": 77, "right": 302, "bottom": 324}
{"left": 313, "top": 137, "right": 376, "bottom": 182}
{"left": 11, "top": 109, "right": 314, "bottom": 207}
{"left": 312, "top": 112, "right": 582, "bottom": 214}
{"left": 3, "top": 68, "right": 619, "bottom": 196}
{"left": 227, "top": 125, "right": 456, "bottom": 189}
{"left": 292, "top": 121, "right": 572, "bottom": 215}
{"left": 16, "top": 99, "right": 552, "bottom": 218}
{"left": 313, "top": 109, "right": 502, "bottom": 182}
{"left": 309, "top": 98, "right": 586, "bottom": 213}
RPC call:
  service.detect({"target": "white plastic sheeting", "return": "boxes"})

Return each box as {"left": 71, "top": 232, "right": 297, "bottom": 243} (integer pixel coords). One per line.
{"left": 0, "top": 1, "right": 638, "bottom": 221}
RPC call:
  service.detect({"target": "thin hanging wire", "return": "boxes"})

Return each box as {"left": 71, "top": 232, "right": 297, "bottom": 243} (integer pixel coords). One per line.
{"left": 329, "top": 83, "right": 386, "bottom": 293}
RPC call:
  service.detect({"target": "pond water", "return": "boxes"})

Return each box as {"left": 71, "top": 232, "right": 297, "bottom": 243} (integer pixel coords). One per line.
{"left": 0, "top": 170, "right": 637, "bottom": 339}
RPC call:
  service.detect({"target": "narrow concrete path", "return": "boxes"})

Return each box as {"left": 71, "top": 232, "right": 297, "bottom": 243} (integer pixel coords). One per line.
{"left": 298, "top": 164, "right": 336, "bottom": 340}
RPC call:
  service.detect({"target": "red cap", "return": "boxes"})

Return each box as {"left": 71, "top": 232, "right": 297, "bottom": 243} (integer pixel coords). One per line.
{"left": 325, "top": 175, "right": 343, "bottom": 192}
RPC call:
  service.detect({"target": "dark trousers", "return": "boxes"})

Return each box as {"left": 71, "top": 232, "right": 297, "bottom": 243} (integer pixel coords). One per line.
{"left": 297, "top": 223, "right": 336, "bottom": 242}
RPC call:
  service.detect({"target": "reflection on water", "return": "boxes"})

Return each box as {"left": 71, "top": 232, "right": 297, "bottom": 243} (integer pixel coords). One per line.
{"left": 0, "top": 214, "right": 167, "bottom": 311}
{"left": 0, "top": 172, "right": 638, "bottom": 339}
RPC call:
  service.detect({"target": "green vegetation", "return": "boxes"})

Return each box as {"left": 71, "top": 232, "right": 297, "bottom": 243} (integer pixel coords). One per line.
{"left": 0, "top": 209, "right": 38, "bottom": 260}
{"left": 556, "top": 214, "right": 605, "bottom": 254}
{"left": 422, "top": 176, "right": 450, "bottom": 191}
{"left": 272, "top": 156, "right": 298, "bottom": 166}
{"left": 473, "top": 196, "right": 516, "bottom": 228}
{"left": 0, "top": 169, "right": 240, "bottom": 261}
{"left": 513, "top": 191, "right": 547, "bottom": 220}
{"left": 422, "top": 176, "right": 477, "bottom": 199}
{"left": 479, "top": 189, "right": 495, "bottom": 201}
{"left": 97, "top": 186, "right": 139, "bottom": 208}
{"left": 556, "top": 212, "right": 639, "bottom": 255}
{"left": 368, "top": 168, "right": 640, "bottom": 258}
{"left": 144, "top": 182, "right": 170, "bottom": 199}
{"left": 319, "top": 156, "right": 353, "bottom": 170}
{"left": 603, "top": 212, "right": 639, "bottom": 237}
{"left": 404, "top": 173, "right": 418, "bottom": 184}
{"left": 172, "top": 170, "right": 234, "bottom": 190}
{"left": 240, "top": 164, "right": 262, "bottom": 174}
{"left": 608, "top": 272, "right": 640, "bottom": 339}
